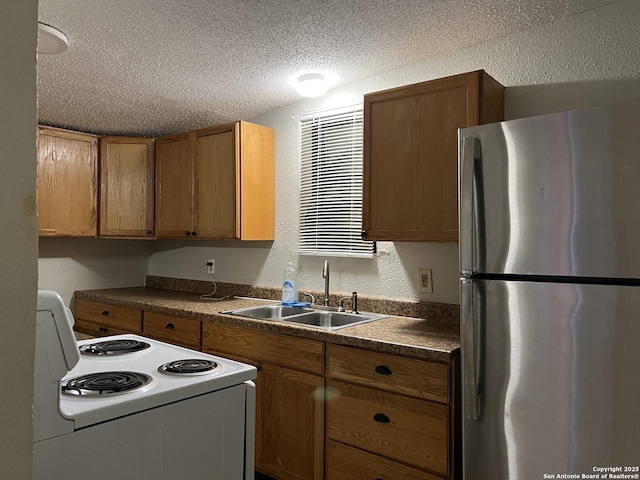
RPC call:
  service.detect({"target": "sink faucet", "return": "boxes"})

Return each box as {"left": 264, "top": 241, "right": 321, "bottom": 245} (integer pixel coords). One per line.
{"left": 322, "top": 260, "right": 330, "bottom": 306}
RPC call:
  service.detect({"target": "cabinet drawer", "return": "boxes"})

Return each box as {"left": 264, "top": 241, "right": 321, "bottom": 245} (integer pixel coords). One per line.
{"left": 327, "top": 379, "right": 449, "bottom": 476}
{"left": 202, "top": 323, "right": 324, "bottom": 375}
{"left": 143, "top": 312, "right": 201, "bottom": 350}
{"left": 326, "top": 440, "right": 441, "bottom": 480}
{"left": 74, "top": 299, "right": 142, "bottom": 333}
{"left": 327, "top": 344, "right": 449, "bottom": 403}
{"left": 74, "top": 318, "right": 131, "bottom": 337}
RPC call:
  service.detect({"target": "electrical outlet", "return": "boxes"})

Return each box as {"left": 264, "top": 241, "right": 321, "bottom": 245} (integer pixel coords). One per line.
{"left": 206, "top": 259, "right": 215, "bottom": 275}
{"left": 418, "top": 269, "right": 433, "bottom": 293}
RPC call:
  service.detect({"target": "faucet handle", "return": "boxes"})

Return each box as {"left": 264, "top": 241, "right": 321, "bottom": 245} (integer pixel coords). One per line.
{"left": 338, "top": 296, "right": 350, "bottom": 312}
{"left": 302, "top": 292, "right": 316, "bottom": 305}
{"left": 351, "top": 291, "right": 358, "bottom": 314}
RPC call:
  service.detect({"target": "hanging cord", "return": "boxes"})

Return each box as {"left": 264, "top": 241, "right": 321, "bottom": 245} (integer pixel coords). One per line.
{"left": 199, "top": 277, "right": 229, "bottom": 301}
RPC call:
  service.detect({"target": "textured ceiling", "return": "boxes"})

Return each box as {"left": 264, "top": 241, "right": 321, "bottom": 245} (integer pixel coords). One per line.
{"left": 37, "top": 0, "right": 616, "bottom": 137}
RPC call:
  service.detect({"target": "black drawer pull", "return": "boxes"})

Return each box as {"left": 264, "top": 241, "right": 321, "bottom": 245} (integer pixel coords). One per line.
{"left": 375, "top": 365, "right": 392, "bottom": 375}
{"left": 99, "top": 327, "right": 107, "bottom": 333}
{"left": 373, "top": 413, "right": 390, "bottom": 423}
{"left": 166, "top": 323, "right": 175, "bottom": 330}
{"left": 101, "top": 310, "right": 110, "bottom": 316}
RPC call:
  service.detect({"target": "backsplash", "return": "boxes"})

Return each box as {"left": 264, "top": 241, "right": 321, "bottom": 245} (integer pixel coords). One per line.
{"left": 145, "top": 275, "right": 460, "bottom": 323}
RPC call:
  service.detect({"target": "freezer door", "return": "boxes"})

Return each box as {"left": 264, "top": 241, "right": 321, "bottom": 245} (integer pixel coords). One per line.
{"left": 459, "top": 99, "right": 640, "bottom": 278}
{"left": 461, "top": 279, "right": 640, "bottom": 479}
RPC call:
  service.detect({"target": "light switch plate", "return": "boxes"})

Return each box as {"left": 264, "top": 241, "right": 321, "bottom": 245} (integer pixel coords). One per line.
{"left": 418, "top": 269, "right": 433, "bottom": 293}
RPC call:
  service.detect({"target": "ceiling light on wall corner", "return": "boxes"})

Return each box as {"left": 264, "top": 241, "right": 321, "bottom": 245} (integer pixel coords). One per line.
{"left": 38, "top": 22, "right": 69, "bottom": 54}
{"left": 295, "top": 73, "right": 329, "bottom": 98}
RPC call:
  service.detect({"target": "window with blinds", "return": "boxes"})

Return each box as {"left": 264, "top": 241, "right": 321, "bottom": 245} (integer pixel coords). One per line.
{"left": 298, "top": 106, "right": 375, "bottom": 258}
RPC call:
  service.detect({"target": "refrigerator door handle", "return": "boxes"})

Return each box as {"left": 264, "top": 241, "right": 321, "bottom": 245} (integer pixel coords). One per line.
{"left": 461, "top": 278, "right": 480, "bottom": 420}
{"left": 460, "top": 136, "right": 480, "bottom": 276}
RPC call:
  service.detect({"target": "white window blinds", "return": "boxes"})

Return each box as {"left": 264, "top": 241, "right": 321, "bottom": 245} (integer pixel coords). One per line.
{"left": 298, "top": 106, "right": 375, "bottom": 258}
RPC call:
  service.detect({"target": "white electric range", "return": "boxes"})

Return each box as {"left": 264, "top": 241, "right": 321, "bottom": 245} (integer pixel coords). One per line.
{"left": 33, "top": 290, "right": 257, "bottom": 480}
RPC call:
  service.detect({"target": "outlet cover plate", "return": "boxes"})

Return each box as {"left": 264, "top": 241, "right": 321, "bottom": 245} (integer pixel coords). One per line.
{"left": 418, "top": 269, "right": 433, "bottom": 293}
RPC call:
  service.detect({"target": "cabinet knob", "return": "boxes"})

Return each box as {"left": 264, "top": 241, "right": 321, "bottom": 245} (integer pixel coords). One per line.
{"left": 191, "top": 231, "right": 197, "bottom": 237}
{"left": 361, "top": 229, "right": 367, "bottom": 237}
{"left": 373, "top": 413, "right": 390, "bottom": 423}
{"left": 101, "top": 310, "right": 110, "bottom": 316}
{"left": 166, "top": 323, "right": 175, "bottom": 330}
{"left": 99, "top": 327, "right": 107, "bottom": 333}
{"left": 146, "top": 230, "right": 152, "bottom": 235}
{"left": 375, "top": 365, "right": 392, "bottom": 375}
{"left": 186, "top": 230, "right": 192, "bottom": 237}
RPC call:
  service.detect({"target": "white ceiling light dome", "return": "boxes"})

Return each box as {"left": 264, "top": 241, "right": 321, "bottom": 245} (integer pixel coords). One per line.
{"left": 38, "top": 22, "right": 69, "bottom": 54}
{"left": 295, "top": 73, "right": 330, "bottom": 98}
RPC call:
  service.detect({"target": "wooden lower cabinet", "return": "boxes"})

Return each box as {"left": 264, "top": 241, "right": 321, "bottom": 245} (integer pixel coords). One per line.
{"left": 326, "top": 440, "right": 442, "bottom": 480}
{"left": 326, "top": 344, "right": 458, "bottom": 479}
{"left": 73, "top": 299, "right": 142, "bottom": 336}
{"left": 202, "top": 323, "right": 325, "bottom": 480}
{"left": 257, "top": 364, "right": 324, "bottom": 480}
{"left": 142, "top": 311, "right": 201, "bottom": 350}
{"left": 327, "top": 379, "right": 449, "bottom": 475}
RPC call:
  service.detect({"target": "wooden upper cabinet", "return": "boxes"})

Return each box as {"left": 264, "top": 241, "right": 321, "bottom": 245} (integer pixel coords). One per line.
{"left": 195, "top": 126, "right": 237, "bottom": 238}
{"left": 37, "top": 126, "right": 98, "bottom": 237}
{"left": 362, "top": 70, "right": 504, "bottom": 242}
{"left": 154, "top": 132, "right": 194, "bottom": 238}
{"left": 155, "top": 121, "right": 275, "bottom": 240}
{"left": 99, "top": 136, "right": 155, "bottom": 237}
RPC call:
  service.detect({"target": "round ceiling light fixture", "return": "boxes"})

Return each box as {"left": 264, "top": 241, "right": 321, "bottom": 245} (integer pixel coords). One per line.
{"left": 295, "top": 73, "right": 329, "bottom": 98}
{"left": 38, "top": 22, "right": 69, "bottom": 54}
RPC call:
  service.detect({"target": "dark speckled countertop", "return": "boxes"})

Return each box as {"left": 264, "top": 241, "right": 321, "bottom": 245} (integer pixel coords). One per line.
{"left": 73, "top": 286, "right": 460, "bottom": 363}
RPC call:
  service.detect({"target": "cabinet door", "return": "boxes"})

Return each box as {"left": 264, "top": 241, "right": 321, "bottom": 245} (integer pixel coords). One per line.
{"left": 363, "top": 70, "right": 503, "bottom": 242}
{"left": 238, "top": 121, "right": 275, "bottom": 240}
{"left": 195, "top": 125, "right": 237, "bottom": 238}
{"left": 37, "top": 126, "right": 98, "bottom": 236}
{"left": 256, "top": 363, "right": 324, "bottom": 480}
{"left": 99, "top": 137, "right": 155, "bottom": 237}
{"left": 155, "top": 132, "right": 194, "bottom": 238}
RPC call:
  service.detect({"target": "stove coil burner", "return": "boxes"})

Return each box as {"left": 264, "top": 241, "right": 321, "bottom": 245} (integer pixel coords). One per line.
{"left": 62, "top": 371, "right": 152, "bottom": 397}
{"left": 80, "top": 339, "right": 151, "bottom": 356}
{"left": 159, "top": 359, "right": 221, "bottom": 376}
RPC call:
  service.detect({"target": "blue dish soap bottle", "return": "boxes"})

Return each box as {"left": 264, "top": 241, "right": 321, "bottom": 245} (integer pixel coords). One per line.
{"left": 281, "top": 261, "right": 298, "bottom": 306}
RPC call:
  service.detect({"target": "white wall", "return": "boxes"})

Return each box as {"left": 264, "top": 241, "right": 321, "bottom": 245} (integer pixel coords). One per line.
{"left": 0, "top": 1, "right": 38, "bottom": 477}
{"left": 149, "top": 0, "right": 640, "bottom": 305}
{"left": 38, "top": 239, "right": 151, "bottom": 305}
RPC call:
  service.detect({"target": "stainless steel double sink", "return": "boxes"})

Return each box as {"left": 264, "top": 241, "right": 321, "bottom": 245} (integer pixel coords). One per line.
{"left": 221, "top": 304, "right": 387, "bottom": 331}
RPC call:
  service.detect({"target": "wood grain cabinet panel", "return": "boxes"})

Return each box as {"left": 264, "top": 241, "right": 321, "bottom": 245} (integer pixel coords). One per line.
{"left": 256, "top": 363, "right": 324, "bottom": 480}
{"left": 99, "top": 136, "right": 155, "bottom": 237}
{"left": 362, "top": 70, "right": 504, "bottom": 241}
{"left": 202, "top": 322, "right": 324, "bottom": 375}
{"left": 143, "top": 311, "right": 201, "bottom": 350}
{"left": 203, "top": 323, "right": 325, "bottom": 479}
{"left": 327, "top": 343, "right": 449, "bottom": 403}
{"left": 326, "top": 379, "right": 449, "bottom": 476}
{"left": 155, "top": 121, "right": 275, "bottom": 240}
{"left": 326, "top": 344, "right": 459, "bottom": 479}
{"left": 73, "top": 299, "right": 142, "bottom": 335}
{"left": 37, "top": 126, "right": 98, "bottom": 237}
{"left": 155, "top": 132, "right": 195, "bottom": 238}
{"left": 326, "top": 440, "right": 442, "bottom": 480}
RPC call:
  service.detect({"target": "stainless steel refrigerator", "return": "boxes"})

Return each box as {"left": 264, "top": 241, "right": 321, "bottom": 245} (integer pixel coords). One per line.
{"left": 458, "top": 100, "right": 640, "bottom": 479}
